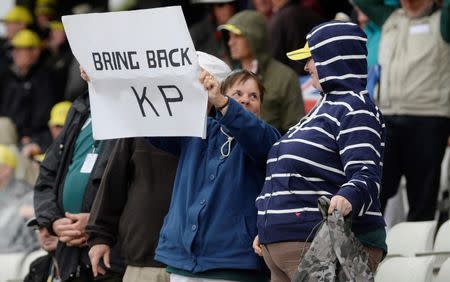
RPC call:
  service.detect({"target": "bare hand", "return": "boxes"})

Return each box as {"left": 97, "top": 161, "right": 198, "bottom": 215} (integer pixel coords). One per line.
{"left": 66, "top": 234, "right": 87, "bottom": 247}
{"left": 21, "top": 143, "right": 42, "bottom": 158}
{"left": 80, "top": 65, "right": 90, "bottom": 82}
{"left": 89, "top": 244, "right": 111, "bottom": 277}
{"left": 21, "top": 136, "right": 31, "bottom": 145}
{"left": 328, "top": 195, "right": 352, "bottom": 216}
{"left": 65, "top": 212, "right": 90, "bottom": 233}
{"left": 199, "top": 70, "right": 227, "bottom": 108}
{"left": 57, "top": 213, "right": 90, "bottom": 246}
{"left": 52, "top": 217, "right": 76, "bottom": 237}
{"left": 252, "top": 235, "right": 263, "bottom": 257}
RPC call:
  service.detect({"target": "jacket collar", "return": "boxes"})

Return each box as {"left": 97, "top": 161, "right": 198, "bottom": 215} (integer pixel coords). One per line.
{"left": 72, "top": 91, "right": 90, "bottom": 114}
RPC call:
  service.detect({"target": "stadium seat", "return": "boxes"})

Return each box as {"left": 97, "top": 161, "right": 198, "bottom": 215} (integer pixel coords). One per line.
{"left": 0, "top": 252, "right": 25, "bottom": 282}
{"left": 416, "top": 220, "right": 450, "bottom": 269}
{"left": 375, "top": 256, "right": 434, "bottom": 282}
{"left": 434, "top": 220, "right": 450, "bottom": 252}
{"left": 435, "top": 258, "right": 450, "bottom": 282}
{"left": 386, "top": 221, "right": 437, "bottom": 257}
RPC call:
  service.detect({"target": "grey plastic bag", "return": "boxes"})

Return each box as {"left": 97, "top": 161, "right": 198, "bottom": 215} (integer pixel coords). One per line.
{"left": 292, "top": 196, "right": 374, "bottom": 282}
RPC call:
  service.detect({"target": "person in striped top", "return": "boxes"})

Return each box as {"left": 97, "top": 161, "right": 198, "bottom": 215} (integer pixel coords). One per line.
{"left": 253, "top": 21, "right": 387, "bottom": 281}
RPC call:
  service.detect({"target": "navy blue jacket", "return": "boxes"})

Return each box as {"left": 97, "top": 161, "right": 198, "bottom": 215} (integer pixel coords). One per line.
{"left": 257, "top": 21, "right": 387, "bottom": 244}
{"left": 152, "top": 98, "right": 280, "bottom": 272}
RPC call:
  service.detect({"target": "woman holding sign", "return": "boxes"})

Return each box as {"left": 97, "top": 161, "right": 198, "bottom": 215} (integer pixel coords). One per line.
{"left": 151, "top": 65, "right": 280, "bottom": 281}
{"left": 81, "top": 52, "right": 280, "bottom": 281}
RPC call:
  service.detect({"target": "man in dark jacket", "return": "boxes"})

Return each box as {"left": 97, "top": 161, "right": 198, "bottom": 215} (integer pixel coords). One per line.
{"left": 86, "top": 138, "right": 178, "bottom": 282}
{"left": 0, "top": 6, "right": 33, "bottom": 74}
{"left": 0, "top": 29, "right": 54, "bottom": 149}
{"left": 33, "top": 91, "right": 124, "bottom": 281}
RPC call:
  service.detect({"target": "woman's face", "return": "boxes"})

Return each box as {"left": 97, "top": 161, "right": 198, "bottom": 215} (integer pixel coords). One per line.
{"left": 228, "top": 33, "right": 253, "bottom": 61}
{"left": 304, "top": 58, "right": 323, "bottom": 92}
{"left": 225, "top": 78, "right": 262, "bottom": 117}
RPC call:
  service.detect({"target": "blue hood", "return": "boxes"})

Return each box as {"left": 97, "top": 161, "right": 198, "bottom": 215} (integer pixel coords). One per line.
{"left": 307, "top": 21, "right": 368, "bottom": 94}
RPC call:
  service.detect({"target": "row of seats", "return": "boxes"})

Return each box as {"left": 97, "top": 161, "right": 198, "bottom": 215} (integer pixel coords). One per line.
{"left": 386, "top": 220, "right": 450, "bottom": 256}
{"left": 376, "top": 257, "right": 450, "bottom": 282}
{"left": 375, "top": 220, "right": 450, "bottom": 281}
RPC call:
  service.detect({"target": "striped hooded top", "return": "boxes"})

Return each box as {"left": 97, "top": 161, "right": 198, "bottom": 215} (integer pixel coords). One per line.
{"left": 256, "top": 21, "right": 387, "bottom": 244}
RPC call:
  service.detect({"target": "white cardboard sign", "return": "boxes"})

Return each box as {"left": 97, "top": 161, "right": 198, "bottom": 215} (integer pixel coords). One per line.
{"left": 62, "top": 6, "right": 207, "bottom": 139}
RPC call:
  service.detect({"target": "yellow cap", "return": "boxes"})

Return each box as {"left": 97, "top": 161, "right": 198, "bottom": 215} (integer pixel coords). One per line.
{"left": 2, "top": 6, "right": 33, "bottom": 24}
{"left": 49, "top": 21, "right": 64, "bottom": 31}
{"left": 36, "top": 0, "right": 57, "bottom": 5}
{"left": 287, "top": 42, "right": 312, "bottom": 61}
{"left": 218, "top": 23, "right": 242, "bottom": 35}
{"left": 33, "top": 153, "right": 45, "bottom": 163}
{"left": 0, "top": 145, "right": 17, "bottom": 169}
{"left": 48, "top": 101, "right": 71, "bottom": 126}
{"left": 11, "top": 29, "right": 42, "bottom": 48}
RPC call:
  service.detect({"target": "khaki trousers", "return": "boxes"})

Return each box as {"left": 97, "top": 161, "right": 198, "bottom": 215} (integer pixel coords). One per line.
{"left": 261, "top": 241, "right": 383, "bottom": 282}
{"left": 169, "top": 274, "right": 238, "bottom": 282}
{"left": 123, "top": 266, "right": 169, "bottom": 282}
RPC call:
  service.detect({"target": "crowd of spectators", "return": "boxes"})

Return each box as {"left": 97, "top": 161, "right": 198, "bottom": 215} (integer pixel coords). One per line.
{"left": 0, "top": 0, "right": 449, "bottom": 281}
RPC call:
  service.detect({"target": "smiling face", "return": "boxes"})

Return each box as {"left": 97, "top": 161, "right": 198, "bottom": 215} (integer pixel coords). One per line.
{"left": 304, "top": 58, "right": 323, "bottom": 91}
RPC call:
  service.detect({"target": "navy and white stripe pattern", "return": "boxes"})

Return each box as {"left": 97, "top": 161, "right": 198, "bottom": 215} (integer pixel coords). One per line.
{"left": 256, "top": 21, "right": 386, "bottom": 244}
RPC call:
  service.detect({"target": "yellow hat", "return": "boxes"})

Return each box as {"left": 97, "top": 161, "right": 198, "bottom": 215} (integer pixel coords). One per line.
{"left": 11, "top": 29, "right": 42, "bottom": 48}
{"left": 286, "top": 42, "right": 312, "bottom": 61}
{"left": 49, "top": 21, "right": 64, "bottom": 31}
{"left": 35, "top": 0, "right": 57, "bottom": 16}
{"left": 2, "top": 6, "right": 33, "bottom": 24}
{"left": 218, "top": 23, "right": 242, "bottom": 35}
{"left": 48, "top": 101, "right": 71, "bottom": 126}
{"left": 33, "top": 153, "right": 45, "bottom": 163}
{"left": 0, "top": 145, "right": 17, "bottom": 169}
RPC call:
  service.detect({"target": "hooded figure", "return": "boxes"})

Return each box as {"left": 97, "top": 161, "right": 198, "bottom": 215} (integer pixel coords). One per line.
{"left": 219, "top": 10, "right": 304, "bottom": 133}
{"left": 254, "top": 21, "right": 387, "bottom": 282}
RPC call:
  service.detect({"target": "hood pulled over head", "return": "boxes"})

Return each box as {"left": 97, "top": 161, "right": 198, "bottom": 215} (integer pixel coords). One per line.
{"left": 306, "top": 21, "right": 368, "bottom": 94}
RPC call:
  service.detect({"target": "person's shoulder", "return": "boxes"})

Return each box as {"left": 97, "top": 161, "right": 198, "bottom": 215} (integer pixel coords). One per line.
{"left": 384, "top": 7, "right": 406, "bottom": 24}
{"left": 267, "top": 58, "right": 298, "bottom": 78}
{"left": 335, "top": 94, "right": 381, "bottom": 118}
{"left": 28, "top": 253, "right": 52, "bottom": 272}
{"left": 24, "top": 254, "right": 52, "bottom": 281}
